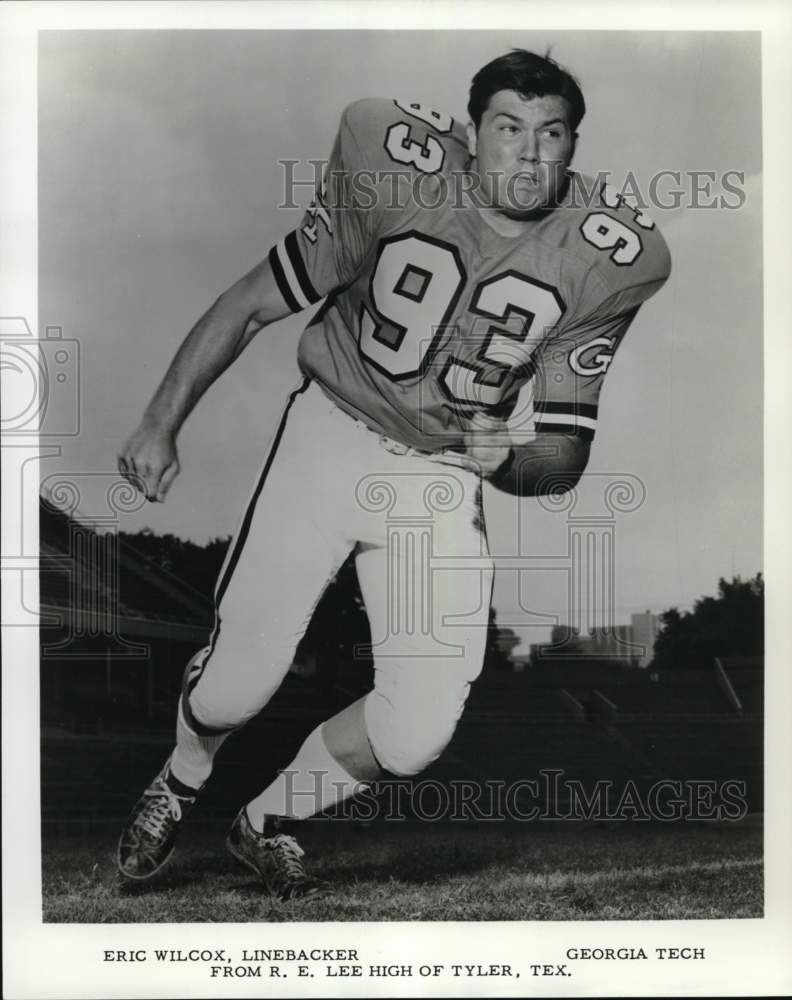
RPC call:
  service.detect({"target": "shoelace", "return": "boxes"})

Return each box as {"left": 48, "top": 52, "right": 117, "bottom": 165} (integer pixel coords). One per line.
{"left": 137, "top": 779, "right": 187, "bottom": 838}
{"left": 269, "top": 834, "right": 308, "bottom": 882}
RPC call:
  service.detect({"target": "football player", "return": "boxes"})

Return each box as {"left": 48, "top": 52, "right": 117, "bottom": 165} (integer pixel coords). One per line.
{"left": 117, "top": 50, "right": 670, "bottom": 899}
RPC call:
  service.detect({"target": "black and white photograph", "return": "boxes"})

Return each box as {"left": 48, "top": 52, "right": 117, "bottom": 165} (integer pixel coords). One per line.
{"left": 2, "top": 2, "right": 791, "bottom": 998}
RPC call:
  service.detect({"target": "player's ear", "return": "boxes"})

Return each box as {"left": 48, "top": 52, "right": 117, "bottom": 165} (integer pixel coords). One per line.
{"left": 466, "top": 121, "right": 477, "bottom": 160}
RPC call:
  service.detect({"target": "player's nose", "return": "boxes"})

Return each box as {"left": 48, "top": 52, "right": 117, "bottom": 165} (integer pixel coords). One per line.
{"left": 519, "top": 132, "right": 539, "bottom": 163}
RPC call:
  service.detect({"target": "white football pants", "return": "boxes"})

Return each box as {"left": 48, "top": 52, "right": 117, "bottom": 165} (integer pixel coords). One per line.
{"left": 185, "top": 379, "right": 494, "bottom": 776}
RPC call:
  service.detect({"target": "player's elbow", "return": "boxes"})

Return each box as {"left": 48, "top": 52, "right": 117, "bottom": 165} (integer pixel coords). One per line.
{"left": 535, "top": 435, "right": 591, "bottom": 494}
{"left": 494, "top": 434, "right": 591, "bottom": 497}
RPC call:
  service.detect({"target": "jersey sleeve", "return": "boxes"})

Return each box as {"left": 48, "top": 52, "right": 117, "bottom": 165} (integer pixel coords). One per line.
{"left": 526, "top": 296, "right": 644, "bottom": 442}
{"left": 523, "top": 209, "right": 671, "bottom": 442}
{"left": 267, "top": 103, "right": 385, "bottom": 311}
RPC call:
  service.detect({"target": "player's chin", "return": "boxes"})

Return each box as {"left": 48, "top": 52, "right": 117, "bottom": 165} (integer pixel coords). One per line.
{"left": 499, "top": 190, "right": 552, "bottom": 218}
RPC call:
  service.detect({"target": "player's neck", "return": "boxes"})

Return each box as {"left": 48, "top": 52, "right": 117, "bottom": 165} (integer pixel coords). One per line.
{"left": 468, "top": 171, "right": 574, "bottom": 237}
{"left": 474, "top": 206, "right": 537, "bottom": 237}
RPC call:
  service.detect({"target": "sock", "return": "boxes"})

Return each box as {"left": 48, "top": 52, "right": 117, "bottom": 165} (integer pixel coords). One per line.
{"left": 168, "top": 696, "right": 230, "bottom": 791}
{"left": 246, "top": 723, "right": 369, "bottom": 827}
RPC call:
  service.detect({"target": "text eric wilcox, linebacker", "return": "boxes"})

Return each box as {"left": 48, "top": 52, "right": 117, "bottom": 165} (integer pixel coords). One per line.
{"left": 117, "top": 50, "right": 670, "bottom": 900}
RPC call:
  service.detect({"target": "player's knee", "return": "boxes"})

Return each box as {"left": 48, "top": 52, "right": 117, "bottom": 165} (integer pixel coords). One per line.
{"left": 186, "top": 692, "right": 244, "bottom": 735}
{"left": 181, "top": 632, "right": 294, "bottom": 734}
{"left": 187, "top": 678, "right": 278, "bottom": 735}
{"left": 370, "top": 709, "right": 461, "bottom": 777}
{"left": 365, "top": 684, "right": 468, "bottom": 777}
{"left": 179, "top": 652, "right": 240, "bottom": 734}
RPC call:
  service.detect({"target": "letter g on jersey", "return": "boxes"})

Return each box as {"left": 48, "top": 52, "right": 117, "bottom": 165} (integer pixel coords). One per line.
{"left": 569, "top": 336, "right": 616, "bottom": 376}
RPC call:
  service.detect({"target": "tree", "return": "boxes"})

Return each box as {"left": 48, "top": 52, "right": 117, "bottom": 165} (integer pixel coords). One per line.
{"left": 118, "top": 527, "right": 230, "bottom": 599}
{"left": 651, "top": 574, "right": 763, "bottom": 670}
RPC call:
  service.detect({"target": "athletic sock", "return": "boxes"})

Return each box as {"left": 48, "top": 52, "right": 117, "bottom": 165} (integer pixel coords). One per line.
{"left": 168, "top": 695, "right": 230, "bottom": 791}
{"left": 245, "top": 723, "right": 369, "bottom": 827}
{"left": 164, "top": 768, "right": 202, "bottom": 799}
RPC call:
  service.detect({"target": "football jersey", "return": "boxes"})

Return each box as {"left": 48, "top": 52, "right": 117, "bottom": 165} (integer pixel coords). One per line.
{"left": 268, "top": 98, "right": 671, "bottom": 451}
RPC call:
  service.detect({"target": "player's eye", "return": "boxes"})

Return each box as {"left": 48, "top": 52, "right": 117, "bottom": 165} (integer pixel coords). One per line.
{"left": 542, "top": 128, "right": 562, "bottom": 139}
{"left": 499, "top": 125, "right": 519, "bottom": 135}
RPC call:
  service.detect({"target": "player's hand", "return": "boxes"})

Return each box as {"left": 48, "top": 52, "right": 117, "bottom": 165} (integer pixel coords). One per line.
{"left": 118, "top": 422, "right": 180, "bottom": 502}
{"left": 437, "top": 411, "right": 512, "bottom": 478}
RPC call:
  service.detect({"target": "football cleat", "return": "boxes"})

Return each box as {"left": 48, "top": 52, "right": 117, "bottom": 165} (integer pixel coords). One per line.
{"left": 116, "top": 757, "right": 200, "bottom": 881}
{"left": 226, "top": 808, "right": 327, "bottom": 901}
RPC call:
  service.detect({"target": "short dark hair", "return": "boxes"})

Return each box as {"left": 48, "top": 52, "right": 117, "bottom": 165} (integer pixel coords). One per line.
{"left": 468, "top": 49, "right": 586, "bottom": 132}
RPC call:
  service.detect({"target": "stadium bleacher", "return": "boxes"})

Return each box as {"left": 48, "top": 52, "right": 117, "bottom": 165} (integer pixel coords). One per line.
{"left": 42, "top": 656, "right": 764, "bottom": 826}
{"left": 589, "top": 678, "right": 729, "bottom": 716}
{"left": 38, "top": 496, "right": 763, "bottom": 827}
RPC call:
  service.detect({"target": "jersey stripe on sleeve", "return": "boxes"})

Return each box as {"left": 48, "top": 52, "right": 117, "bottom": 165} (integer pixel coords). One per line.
{"left": 269, "top": 232, "right": 323, "bottom": 313}
{"left": 268, "top": 242, "right": 301, "bottom": 312}
{"left": 533, "top": 401, "right": 598, "bottom": 441}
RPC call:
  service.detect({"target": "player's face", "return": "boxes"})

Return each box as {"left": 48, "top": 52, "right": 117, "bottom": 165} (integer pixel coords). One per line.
{"left": 467, "top": 90, "right": 576, "bottom": 217}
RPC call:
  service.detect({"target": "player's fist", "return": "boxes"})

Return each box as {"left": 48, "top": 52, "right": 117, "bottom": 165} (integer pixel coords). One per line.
{"left": 438, "top": 411, "right": 512, "bottom": 478}
{"left": 118, "top": 422, "right": 180, "bottom": 502}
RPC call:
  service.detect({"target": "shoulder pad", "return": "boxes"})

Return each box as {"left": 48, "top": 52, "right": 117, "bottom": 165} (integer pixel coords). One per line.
{"left": 339, "top": 98, "right": 469, "bottom": 177}
{"left": 567, "top": 174, "right": 671, "bottom": 297}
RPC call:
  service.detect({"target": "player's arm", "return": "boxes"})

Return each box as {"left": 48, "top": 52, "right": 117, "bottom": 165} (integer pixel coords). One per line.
{"left": 483, "top": 196, "right": 672, "bottom": 497}
{"left": 484, "top": 302, "right": 647, "bottom": 497}
{"left": 490, "top": 433, "right": 590, "bottom": 496}
{"left": 120, "top": 104, "right": 379, "bottom": 502}
{"left": 118, "top": 256, "right": 303, "bottom": 502}
{"left": 134, "top": 259, "right": 294, "bottom": 439}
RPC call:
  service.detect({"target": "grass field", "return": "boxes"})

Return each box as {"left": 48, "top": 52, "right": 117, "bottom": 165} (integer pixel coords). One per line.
{"left": 42, "top": 820, "right": 762, "bottom": 922}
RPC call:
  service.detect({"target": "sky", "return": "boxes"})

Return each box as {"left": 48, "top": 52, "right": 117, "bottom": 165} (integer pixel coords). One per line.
{"left": 36, "top": 30, "right": 763, "bottom": 649}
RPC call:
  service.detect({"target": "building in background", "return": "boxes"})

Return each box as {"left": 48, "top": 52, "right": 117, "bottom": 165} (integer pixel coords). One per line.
{"left": 630, "top": 610, "right": 662, "bottom": 666}
{"left": 522, "top": 611, "right": 662, "bottom": 671}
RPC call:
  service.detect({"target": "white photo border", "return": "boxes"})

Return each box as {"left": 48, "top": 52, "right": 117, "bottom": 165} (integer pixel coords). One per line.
{"left": 2, "top": 2, "right": 790, "bottom": 998}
